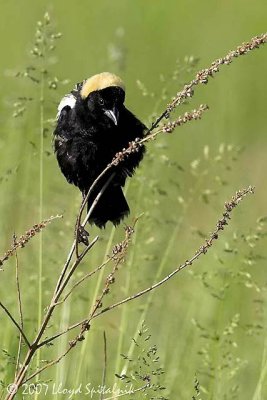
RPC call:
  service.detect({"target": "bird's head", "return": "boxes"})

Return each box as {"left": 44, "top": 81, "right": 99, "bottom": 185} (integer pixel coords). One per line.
{"left": 79, "top": 72, "right": 125, "bottom": 126}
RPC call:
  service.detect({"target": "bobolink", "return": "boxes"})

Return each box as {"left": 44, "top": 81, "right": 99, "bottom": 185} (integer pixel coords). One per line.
{"left": 54, "top": 72, "right": 146, "bottom": 228}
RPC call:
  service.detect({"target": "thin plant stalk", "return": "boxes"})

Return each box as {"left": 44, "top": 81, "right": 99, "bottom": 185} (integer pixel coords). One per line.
{"left": 14, "top": 250, "right": 23, "bottom": 378}
{"left": 36, "top": 63, "right": 45, "bottom": 390}
{"left": 100, "top": 331, "right": 107, "bottom": 400}
{"left": 113, "top": 180, "right": 143, "bottom": 388}
{"left": 252, "top": 336, "right": 267, "bottom": 400}
{"left": 74, "top": 225, "right": 116, "bottom": 386}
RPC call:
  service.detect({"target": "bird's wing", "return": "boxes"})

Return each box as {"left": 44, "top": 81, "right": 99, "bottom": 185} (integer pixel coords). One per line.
{"left": 56, "top": 80, "right": 85, "bottom": 120}
{"left": 56, "top": 93, "right": 76, "bottom": 119}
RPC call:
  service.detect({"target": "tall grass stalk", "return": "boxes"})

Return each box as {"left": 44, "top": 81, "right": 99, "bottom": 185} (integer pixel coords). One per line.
{"left": 207, "top": 275, "right": 226, "bottom": 398}
{"left": 74, "top": 225, "right": 117, "bottom": 385}
{"left": 35, "top": 49, "right": 45, "bottom": 400}
{"left": 252, "top": 337, "right": 267, "bottom": 400}
{"left": 112, "top": 180, "right": 144, "bottom": 391}
{"left": 55, "top": 300, "right": 71, "bottom": 400}
{"left": 166, "top": 303, "right": 196, "bottom": 394}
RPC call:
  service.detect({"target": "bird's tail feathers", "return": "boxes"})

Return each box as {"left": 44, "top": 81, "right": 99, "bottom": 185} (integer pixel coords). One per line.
{"left": 88, "top": 185, "right": 129, "bottom": 228}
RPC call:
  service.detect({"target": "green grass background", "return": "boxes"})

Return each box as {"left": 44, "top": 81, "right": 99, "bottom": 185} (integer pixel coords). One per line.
{"left": 0, "top": 1, "right": 266, "bottom": 399}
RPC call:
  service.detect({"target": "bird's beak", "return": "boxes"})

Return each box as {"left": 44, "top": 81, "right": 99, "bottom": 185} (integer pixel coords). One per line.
{"left": 104, "top": 108, "right": 118, "bottom": 126}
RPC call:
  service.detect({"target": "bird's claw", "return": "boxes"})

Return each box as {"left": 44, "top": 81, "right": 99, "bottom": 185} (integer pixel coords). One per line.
{"left": 77, "top": 225, "right": 90, "bottom": 246}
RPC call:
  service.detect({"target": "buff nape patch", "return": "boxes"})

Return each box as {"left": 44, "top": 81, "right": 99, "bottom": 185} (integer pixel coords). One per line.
{"left": 80, "top": 72, "right": 125, "bottom": 99}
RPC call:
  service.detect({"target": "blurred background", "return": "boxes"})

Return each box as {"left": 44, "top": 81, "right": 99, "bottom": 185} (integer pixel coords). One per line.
{"left": 0, "top": 1, "right": 266, "bottom": 398}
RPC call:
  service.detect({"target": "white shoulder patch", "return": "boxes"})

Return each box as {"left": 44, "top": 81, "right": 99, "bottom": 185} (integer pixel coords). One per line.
{"left": 56, "top": 94, "right": 76, "bottom": 119}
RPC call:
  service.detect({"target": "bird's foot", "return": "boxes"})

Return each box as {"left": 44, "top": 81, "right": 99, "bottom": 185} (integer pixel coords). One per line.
{"left": 76, "top": 225, "right": 90, "bottom": 246}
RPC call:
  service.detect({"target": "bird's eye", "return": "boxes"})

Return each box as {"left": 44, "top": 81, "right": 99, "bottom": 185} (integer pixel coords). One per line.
{"left": 99, "top": 98, "right": 104, "bottom": 106}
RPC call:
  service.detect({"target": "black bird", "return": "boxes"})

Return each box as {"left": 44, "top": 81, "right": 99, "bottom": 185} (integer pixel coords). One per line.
{"left": 54, "top": 72, "right": 146, "bottom": 228}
